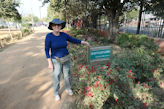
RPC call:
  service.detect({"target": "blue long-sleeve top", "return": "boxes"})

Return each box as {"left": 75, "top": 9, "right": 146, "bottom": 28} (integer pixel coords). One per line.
{"left": 45, "top": 32, "right": 81, "bottom": 59}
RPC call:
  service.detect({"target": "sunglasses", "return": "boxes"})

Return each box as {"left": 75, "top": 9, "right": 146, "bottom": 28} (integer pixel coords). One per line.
{"left": 51, "top": 24, "right": 62, "bottom": 26}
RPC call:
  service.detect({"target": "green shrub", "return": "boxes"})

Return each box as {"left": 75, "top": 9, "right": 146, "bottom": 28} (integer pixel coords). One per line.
{"left": 21, "top": 23, "right": 32, "bottom": 28}
{"left": 69, "top": 43, "right": 163, "bottom": 108}
{"left": 70, "top": 28, "right": 86, "bottom": 36}
{"left": 68, "top": 32, "right": 164, "bottom": 109}
{"left": 116, "top": 33, "right": 157, "bottom": 50}
{"left": 21, "top": 28, "right": 32, "bottom": 36}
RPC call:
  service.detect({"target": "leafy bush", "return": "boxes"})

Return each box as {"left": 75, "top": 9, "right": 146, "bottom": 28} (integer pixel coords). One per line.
{"left": 71, "top": 61, "right": 158, "bottom": 108}
{"left": 69, "top": 28, "right": 109, "bottom": 44}
{"left": 21, "top": 23, "right": 32, "bottom": 28}
{"left": 69, "top": 44, "right": 162, "bottom": 109}
{"left": 116, "top": 33, "right": 157, "bottom": 50}
{"left": 116, "top": 33, "right": 162, "bottom": 82}
{"left": 67, "top": 30, "right": 164, "bottom": 109}
{"left": 0, "top": 25, "right": 7, "bottom": 29}
{"left": 21, "top": 28, "right": 32, "bottom": 36}
{"left": 130, "top": 47, "right": 162, "bottom": 83}
{"left": 70, "top": 28, "right": 86, "bottom": 36}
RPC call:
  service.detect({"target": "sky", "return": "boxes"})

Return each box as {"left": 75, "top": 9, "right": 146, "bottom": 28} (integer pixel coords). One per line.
{"left": 17, "top": 0, "right": 48, "bottom": 19}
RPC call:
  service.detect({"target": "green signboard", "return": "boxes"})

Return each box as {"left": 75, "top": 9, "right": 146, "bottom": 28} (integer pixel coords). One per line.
{"left": 89, "top": 46, "right": 111, "bottom": 63}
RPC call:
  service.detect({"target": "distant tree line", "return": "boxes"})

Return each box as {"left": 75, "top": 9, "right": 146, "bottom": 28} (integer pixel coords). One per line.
{"left": 42, "top": 0, "right": 164, "bottom": 41}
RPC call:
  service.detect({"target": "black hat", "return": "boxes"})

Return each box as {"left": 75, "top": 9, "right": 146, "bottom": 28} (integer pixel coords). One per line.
{"left": 48, "top": 18, "right": 66, "bottom": 30}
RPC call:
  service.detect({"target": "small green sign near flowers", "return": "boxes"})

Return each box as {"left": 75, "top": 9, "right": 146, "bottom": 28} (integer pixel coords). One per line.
{"left": 89, "top": 46, "right": 111, "bottom": 63}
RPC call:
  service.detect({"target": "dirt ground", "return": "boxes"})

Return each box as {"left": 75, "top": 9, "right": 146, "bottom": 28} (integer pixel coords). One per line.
{"left": 0, "top": 27, "right": 74, "bottom": 109}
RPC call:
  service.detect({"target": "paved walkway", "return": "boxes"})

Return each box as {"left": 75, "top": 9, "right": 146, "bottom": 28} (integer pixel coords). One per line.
{"left": 0, "top": 27, "right": 74, "bottom": 109}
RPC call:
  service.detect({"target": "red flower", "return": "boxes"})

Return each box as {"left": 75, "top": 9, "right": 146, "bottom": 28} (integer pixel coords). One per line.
{"left": 78, "top": 65, "right": 85, "bottom": 71}
{"left": 100, "top": 67, "right": 103, "bottom": 71}
{"left": 106, "top": 64, "right": 110, "bottom": 69}
{"left": 143, "top": 84, "right": 152, "bottom": 89}
{"left": 92, "top": 67, "right": 96, "bottom": 72}
{"left": 105, "top": 83, "right": 110, "bottom": 88}
{"left": 149, "top": 78, "right": 156, "bottom": 82}
{"left": 107, "top": 72, "right": 111, "bottom": 75}
{"left": 99, "top": 84, "right": 103, "bottom": 87}
{"left": 88, "top": 91, "right": 94, "bottom": 97}
{"left": 107, "top": 61, "right": 110, "bottom": 65}
{"left": 105, "top": 62, "right": 110, "bottom": 69}
{"left": 96, "top": 81, "right": 99, "bottom": 85}
{"left": 91, "top": 66, "right": 94, "bottom": 70}
{"left": 83, "top": 90, "right": 86, "bottom": 95}
{"left": 73, "top": 73, "right": 77, "bottom": 76}
{"left": 144, "top": 103, "right": 147, "bottom": 107}
{"left": 114, "top": 76, "right": 117, "bottom": 79}
{"left": 97, "top": 76, "right": 100, "bottom": 79}
{"left": 128, "top": 75, "right": 135, "bottom": 79}
{"left": 87, "top": 72, "right": 90, "bottom": 75}
{"left": 138, "top": 81, "right": 140, "bottom": 84}
{"left": 85, "top": 86, "right": 91, "bottom": 91}
{"left": 130, "top": 77, "right": 135, "bottom": 79}
{"left": 128, "top": 70, "right": 132, "bottom": 73}
{"left": 94, "top": 85, "right": 97, "bottom": 89}
{"left": 80, "top": 75, "right": 83, "bottom": 78}
{"left": 115, "top": 98, "right": 118, "bottom": 102}
{"left": 109, "top": 80, "right": 113, "bottom": 85}
{"left": 94, "top": 81, "right": 99, "bottom": 89}
{"left": 89, "top": 102, "right": 93, "bottom": 109}
{"left": 86, "top": 66, "right": 91, "bottom": 71}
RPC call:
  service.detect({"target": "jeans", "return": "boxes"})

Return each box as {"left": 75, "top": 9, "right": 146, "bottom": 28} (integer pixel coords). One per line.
{"left": 51, "top": 59, "right": 71, "bottom": 96}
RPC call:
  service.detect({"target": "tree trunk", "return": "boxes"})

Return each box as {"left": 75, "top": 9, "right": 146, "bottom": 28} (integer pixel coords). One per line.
{"left": 99, "top": 15, "right": 101, "bottom": 29}
{"left": 7, "top": 21, "right": 13, "bottom": 40}
{"left": 64, "top": 0, "right": 67, "bottom": 22}
{"left": 91, "top": 13, "right": 98, "bottom": 28}
{"left": 17, "top": 23, "right": 22, "bottom": 38}
{"left": 82, "top": 16, "right": 89, "bottom": 28}
{"left": 158, "top": 20, "right": 164, "bottom": 37}
{"left": 136, "top": 1, "right": 143, "bottom": 34}
{"left": 107, "top": 10, "right": 119, "bottom": 41}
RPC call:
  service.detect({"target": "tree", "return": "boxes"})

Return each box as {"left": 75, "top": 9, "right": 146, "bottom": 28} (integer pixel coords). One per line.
{"left": 0, "top": 0, "right": 21, "bottom": 20}
{"left": 135, "top": 0, "right": 164, "bottom": 36}
{"left": 0, "top": 0, "right": 21, "bottom": 39}
{"left": 136, "top": 0, "right": 152, "bottom": 34}
{"left": 150, "top": 0, "right": 164, "bottom": 37}
{"left": 22, "top": 14, "right": 39, "bottom": 23}
{"left": 93, "top": 0, "right": 137, "bottom": 41}
{"left": 126, "top": 9, "right": 139, "bottom": 21}
{"left": 43, "top": 0, "right": 138, "bottom": 41}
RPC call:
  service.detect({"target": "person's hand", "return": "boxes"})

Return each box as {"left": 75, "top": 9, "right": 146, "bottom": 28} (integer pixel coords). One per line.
{"left": 81, "top": 41, "right": 90, "bottom": 47}
{"left": 47, "top": 58, "right": 53, "bottom": 69}
{"left": 48, "top": 63, "right": 53, "bottom": 69}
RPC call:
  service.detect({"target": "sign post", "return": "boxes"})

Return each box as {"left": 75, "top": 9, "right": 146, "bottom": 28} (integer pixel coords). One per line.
{"left": 88, "top": 46, "right": 111, "bottom": 63}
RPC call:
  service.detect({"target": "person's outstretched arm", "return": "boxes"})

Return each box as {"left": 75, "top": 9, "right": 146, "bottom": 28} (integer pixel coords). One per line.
{"left": 65, "top": 33, "right": 90, "bottom": 47}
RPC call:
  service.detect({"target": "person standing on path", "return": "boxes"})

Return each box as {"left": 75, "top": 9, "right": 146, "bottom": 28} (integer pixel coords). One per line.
{"left": 45, "top": 18, "right": 90, "bottom": 101}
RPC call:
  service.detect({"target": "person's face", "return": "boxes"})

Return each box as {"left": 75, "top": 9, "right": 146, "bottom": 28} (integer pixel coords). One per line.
{"left": 51, "top": 24, "right": 62, "bottom": 32}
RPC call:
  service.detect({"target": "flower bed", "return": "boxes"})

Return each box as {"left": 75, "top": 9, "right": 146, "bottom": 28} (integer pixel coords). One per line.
{"left": 68, "top": 30, "right": 164, "bottom": 109}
